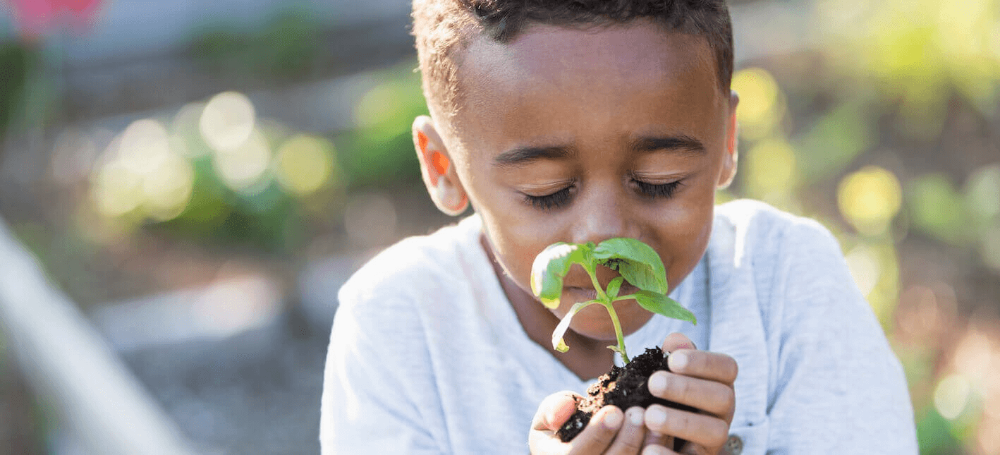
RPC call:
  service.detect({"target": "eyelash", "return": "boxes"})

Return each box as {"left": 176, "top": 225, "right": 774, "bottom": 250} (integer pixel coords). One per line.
{"left": 525, "top": 186, "right": 573, "bottom": 210}
{"left": 631, "top": 178, "right": 683, "bottom": 199}
{"left": 523, "top": 176, "right": 683, "bottom": 210}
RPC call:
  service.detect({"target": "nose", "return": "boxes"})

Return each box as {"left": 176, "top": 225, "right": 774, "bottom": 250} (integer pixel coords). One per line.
{"left": 568, "top": 183, "right": 640, "bottom": 245}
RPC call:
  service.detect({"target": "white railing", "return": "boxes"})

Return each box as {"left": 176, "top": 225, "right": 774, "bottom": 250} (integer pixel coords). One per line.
{"left": 0, "top": 216, "right": 197, "bottom": 455}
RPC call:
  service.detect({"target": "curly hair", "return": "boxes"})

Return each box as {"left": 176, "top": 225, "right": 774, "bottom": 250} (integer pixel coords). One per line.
{"left": 412, "top": 0, "right": 733, "bottom": 120}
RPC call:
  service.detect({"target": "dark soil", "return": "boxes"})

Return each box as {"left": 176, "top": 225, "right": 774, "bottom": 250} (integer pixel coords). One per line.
{"left": 558, "top": 347, "right": 698, "bottom": 442}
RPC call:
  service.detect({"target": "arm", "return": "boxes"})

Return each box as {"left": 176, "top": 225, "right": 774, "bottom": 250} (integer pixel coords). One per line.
{"left": 764, "top": 223, "right": 917, "bottom": 453}
{"left": 319, "top": 295, "right": 442, "bottom": 454}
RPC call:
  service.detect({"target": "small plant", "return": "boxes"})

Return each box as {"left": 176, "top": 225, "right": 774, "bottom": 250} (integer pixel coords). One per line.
{"left": 530, "top": 238, "right": 697, "bottom": 364}
{"left": 531, "top": 238, "right": 699, "bottom": 442}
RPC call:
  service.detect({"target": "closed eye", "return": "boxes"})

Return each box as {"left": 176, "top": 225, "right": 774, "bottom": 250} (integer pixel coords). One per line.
{"left": 523, "top": 185, "right": 574, "bottom": 210}
{"left": 630, "top": 175, "right": 683, "bottom": 199}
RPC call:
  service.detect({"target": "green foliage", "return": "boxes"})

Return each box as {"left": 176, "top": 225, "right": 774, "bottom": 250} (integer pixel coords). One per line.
{"left": 189, "top": 8, "right": 324, "bottom": 80}
{"left": 529, "top": 238, "right": 696, "bottom": 364}
{"left": 0, "top": 42, "right": 32, "bottom": 142}
{"left": 340, "top": 65, "right": 427, "bottom": 189}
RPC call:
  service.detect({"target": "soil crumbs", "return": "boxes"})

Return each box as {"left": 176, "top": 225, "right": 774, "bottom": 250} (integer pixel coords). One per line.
{"left": 558, "top": 347, "right": 698, "bottom": 442}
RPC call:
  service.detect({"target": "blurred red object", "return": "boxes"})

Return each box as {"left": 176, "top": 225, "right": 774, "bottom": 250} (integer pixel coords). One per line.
{"left": 5, "top": 0, "right": 102, "bottom": 39}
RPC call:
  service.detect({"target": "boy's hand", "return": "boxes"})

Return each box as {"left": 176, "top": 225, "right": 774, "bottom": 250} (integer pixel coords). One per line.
{"left": 644, "top": 333, "right": 738, "bottom": 455}
{"left": 529, "top": 392, "right": 652, "bottom": 454}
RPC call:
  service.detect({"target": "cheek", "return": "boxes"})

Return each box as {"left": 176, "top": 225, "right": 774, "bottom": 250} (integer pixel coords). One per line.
{"left": 652, "top": 184, "right": 716, "bottom": 289}
{"left": 478, "top": 206, "right": 556, "bottom": 292}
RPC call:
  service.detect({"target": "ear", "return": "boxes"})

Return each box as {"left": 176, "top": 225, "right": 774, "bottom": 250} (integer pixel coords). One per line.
{"left": 718, "top": 90, "right": 740, "bottom": 189}
{"left": 412, "top": 115, "right": 469, "bottom": 216}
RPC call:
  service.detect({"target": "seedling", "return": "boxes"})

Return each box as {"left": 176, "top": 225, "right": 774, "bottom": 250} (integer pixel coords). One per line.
{"left": 530, "top": 238, "right": 696, "bottom": 364}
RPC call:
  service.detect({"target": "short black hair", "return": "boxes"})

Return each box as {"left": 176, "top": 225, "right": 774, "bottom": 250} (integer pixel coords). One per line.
{"left": 413, "top": 0, "right": 733, "bottom": 117}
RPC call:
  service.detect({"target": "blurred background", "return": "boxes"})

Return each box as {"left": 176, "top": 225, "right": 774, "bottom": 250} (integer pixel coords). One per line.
{"left": 0, "top": 0, "right": 996, "bottom": 453}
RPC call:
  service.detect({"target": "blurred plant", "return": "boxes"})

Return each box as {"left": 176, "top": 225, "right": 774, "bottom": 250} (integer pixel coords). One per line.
{"left": 813, "top": 0, "right": 1000, "bottom": 140}
{"left": 339, "top": 63, "right": 426, "bottom": 189}
{"left": 87, "top": 91, "right": 345, "bottom": 253}
{"left": 733, "top": 1, "right": 999, "bottom": 449}
{"left": 0, "top": 41, "right": 33, "bottom": 146}
{"left": 189, "top": 8, "right": 324, "bottom": 80}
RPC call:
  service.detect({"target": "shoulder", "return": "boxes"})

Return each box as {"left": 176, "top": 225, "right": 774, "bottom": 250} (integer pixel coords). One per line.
{"left": 712, "top": 199, "right": 840, "bottom": 259}
{"left": 708, "top": 199, "right": 862, "bottom": 328}
{"left": 337, "top": 214, "right": 484, "bottom": 310}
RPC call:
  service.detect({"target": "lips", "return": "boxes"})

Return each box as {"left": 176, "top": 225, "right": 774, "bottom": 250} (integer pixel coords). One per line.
{"left": 563, "top": 282, "right": 640, "bottom": 301}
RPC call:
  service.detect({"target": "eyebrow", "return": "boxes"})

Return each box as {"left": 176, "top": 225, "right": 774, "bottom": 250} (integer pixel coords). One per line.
{"left": 631, "top": 135, "right": 706, "bottom": 156}
{"left": 493, "top": 145, "right": 574, "bottom": 167}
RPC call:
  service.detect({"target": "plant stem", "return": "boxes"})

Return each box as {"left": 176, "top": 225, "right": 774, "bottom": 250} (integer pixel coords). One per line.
{"left": 603, "top": 301, "right": 629, "bottom": 364}
{"left": 585, "top": 263, "right": 609, "bottom": 302}
{"left": 584, "top": 263, "right": 629, "bottom": 364}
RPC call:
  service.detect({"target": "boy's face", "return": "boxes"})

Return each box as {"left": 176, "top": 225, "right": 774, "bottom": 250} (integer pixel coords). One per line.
{"left": 432, "top": 21, "right": 736, "bottom": 341}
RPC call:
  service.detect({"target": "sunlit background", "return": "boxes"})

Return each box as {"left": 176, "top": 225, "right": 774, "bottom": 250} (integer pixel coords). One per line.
{"left": 0, "top": 0, "right": 997, "bottom": 453}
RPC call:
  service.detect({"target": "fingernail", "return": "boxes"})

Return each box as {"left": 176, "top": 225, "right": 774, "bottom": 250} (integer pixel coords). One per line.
{"left": 603, "top": 408, "right": 623, "bottom": 429}
{"left": 670, "top": 351, "right": 688, "bottom": 371}
{"left": 643, "top": 444, "right": 667, "bottom": 455}
{"left": 646, "top": 407, "right": 667, "bottom": 427}
{"left": 627, "top": 407, "right": 643, "bottom": 426}
{"left": 648, "top": 372, "right": 667, "bottom": 394}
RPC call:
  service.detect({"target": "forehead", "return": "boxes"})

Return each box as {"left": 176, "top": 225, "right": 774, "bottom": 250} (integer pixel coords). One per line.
{"left": 449, "top": 21, "right": 725, "bottom": 152}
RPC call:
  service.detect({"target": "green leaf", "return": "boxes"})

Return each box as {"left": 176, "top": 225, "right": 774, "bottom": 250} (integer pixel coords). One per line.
{"left": 593, "top": 238, "right": 668, "bottom": 294}
{"left": 551, "top": 301, "right": 598, "bottom": 352}
{"left": 606, "top": 277, "right": 624, "bottom": 299}
{"left": 530, "top": 242, "right": 592, "bottom": 309}
{"left": 629, "top": 290, "right": 697, "bottom": 324}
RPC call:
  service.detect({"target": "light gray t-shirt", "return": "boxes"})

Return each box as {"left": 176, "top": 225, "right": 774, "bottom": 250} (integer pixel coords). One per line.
{"left": 320, "top": 200, "right": 917, "bottom": 454}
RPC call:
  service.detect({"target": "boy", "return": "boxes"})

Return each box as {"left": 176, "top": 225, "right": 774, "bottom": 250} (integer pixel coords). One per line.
{"left": 321, "top": 0, "right": 918, "bottom": 453}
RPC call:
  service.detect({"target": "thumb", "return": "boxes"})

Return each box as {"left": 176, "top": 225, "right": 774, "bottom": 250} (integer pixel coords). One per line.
{"left": 532, "top": 392, "right": 580, "bottom": 431}
{"left": 661, "top": 332, "right": 696, "bottom": 353}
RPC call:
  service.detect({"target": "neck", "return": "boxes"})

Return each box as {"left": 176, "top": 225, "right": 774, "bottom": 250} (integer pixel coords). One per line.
{"left": 480, "top": 234, "right": 613, "bottom": 380}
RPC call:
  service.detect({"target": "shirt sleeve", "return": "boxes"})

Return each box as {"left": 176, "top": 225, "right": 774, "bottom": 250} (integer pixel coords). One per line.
{"left": 319, "top": 283, "right": 445, "bottom": 454}
{"left": 764, "top": 221, "right": 918, "bottom": 453}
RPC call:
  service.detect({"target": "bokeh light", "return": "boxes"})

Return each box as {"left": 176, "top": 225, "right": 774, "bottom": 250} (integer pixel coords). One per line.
{"left": 352, "top": 81, "right": 411, "bottom": 131}
{"left": 275, "top": 134, "right": 337, "bottom": 196}
{"left": 92, "top": 161, "right": 143, "bottom": 218}
{"left": 731, "top": 67, "right": 784, "bottom": 141}
{"left": 211, "top": 128, "right": 272, "bottom": 193}
{"left": 743, "top": 137, "right": 797, "bottom": 197}
{"left": 90, "top": 119, "right": 194, "bottom": 221}
{"left": 934, "top": 374, "right": 972, "bottom": 421}
{"left": 200, "top": 91, "right": 256, "bottom": 152}
{"left": 142, "top": 153, "right": 194, "bottom": 221}
{"left": 837, "top": 166, "right": 903, "bottom": 236}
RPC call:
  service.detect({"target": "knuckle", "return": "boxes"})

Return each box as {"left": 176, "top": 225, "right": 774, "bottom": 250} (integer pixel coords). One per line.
{"left": 673, "top": 375, "right": 692, "bottom": 399}
{"left": 673, "top": 412, "right": 694, "bottom": 436}
{"left": 705, "top": 420, "right": 730, "bottom": 446}
{"left": 722, "top": 387, "right": 736, "bottom": 407}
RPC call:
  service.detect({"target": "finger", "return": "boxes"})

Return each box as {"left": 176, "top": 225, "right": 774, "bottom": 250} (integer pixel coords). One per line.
{"left": 641, "top": 444, "right": 679, "bottom": 455}
{"left": 667, "top": 350, "right": 738, "bottom": 385}
{"left": 531, "top": 392, "right": 581, "bottom": 432}
{"left": 644, "top": 404, "right": 730, "bottom": 449}
{"left": 643, "top": 430, "right": 672, "bottom": 451}
{"left": 661, "top": 333, "right": 696, "bottom": 353}
{"left": 566, "top": 406, "right": 624, "bottom": 455}
{"left": 646, "top": 371, "right": 735, "bottom": 417}
{"left": 605, "top": 407, "right": 646, "bottom": 455}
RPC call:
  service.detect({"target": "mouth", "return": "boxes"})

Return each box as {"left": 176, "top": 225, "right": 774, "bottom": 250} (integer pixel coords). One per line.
{"left": 563, "top": 282, "right": 641, "bottom": 302}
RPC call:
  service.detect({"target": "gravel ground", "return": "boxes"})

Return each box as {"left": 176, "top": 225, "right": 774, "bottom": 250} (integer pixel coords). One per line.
{"left": 121, "top": 308, "right": 331, "bottom": 455}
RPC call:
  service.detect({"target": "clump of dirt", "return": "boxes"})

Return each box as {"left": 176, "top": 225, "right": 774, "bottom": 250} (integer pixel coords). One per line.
{"left": 558, "top": 347, "right": 697, "bottom": 442}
